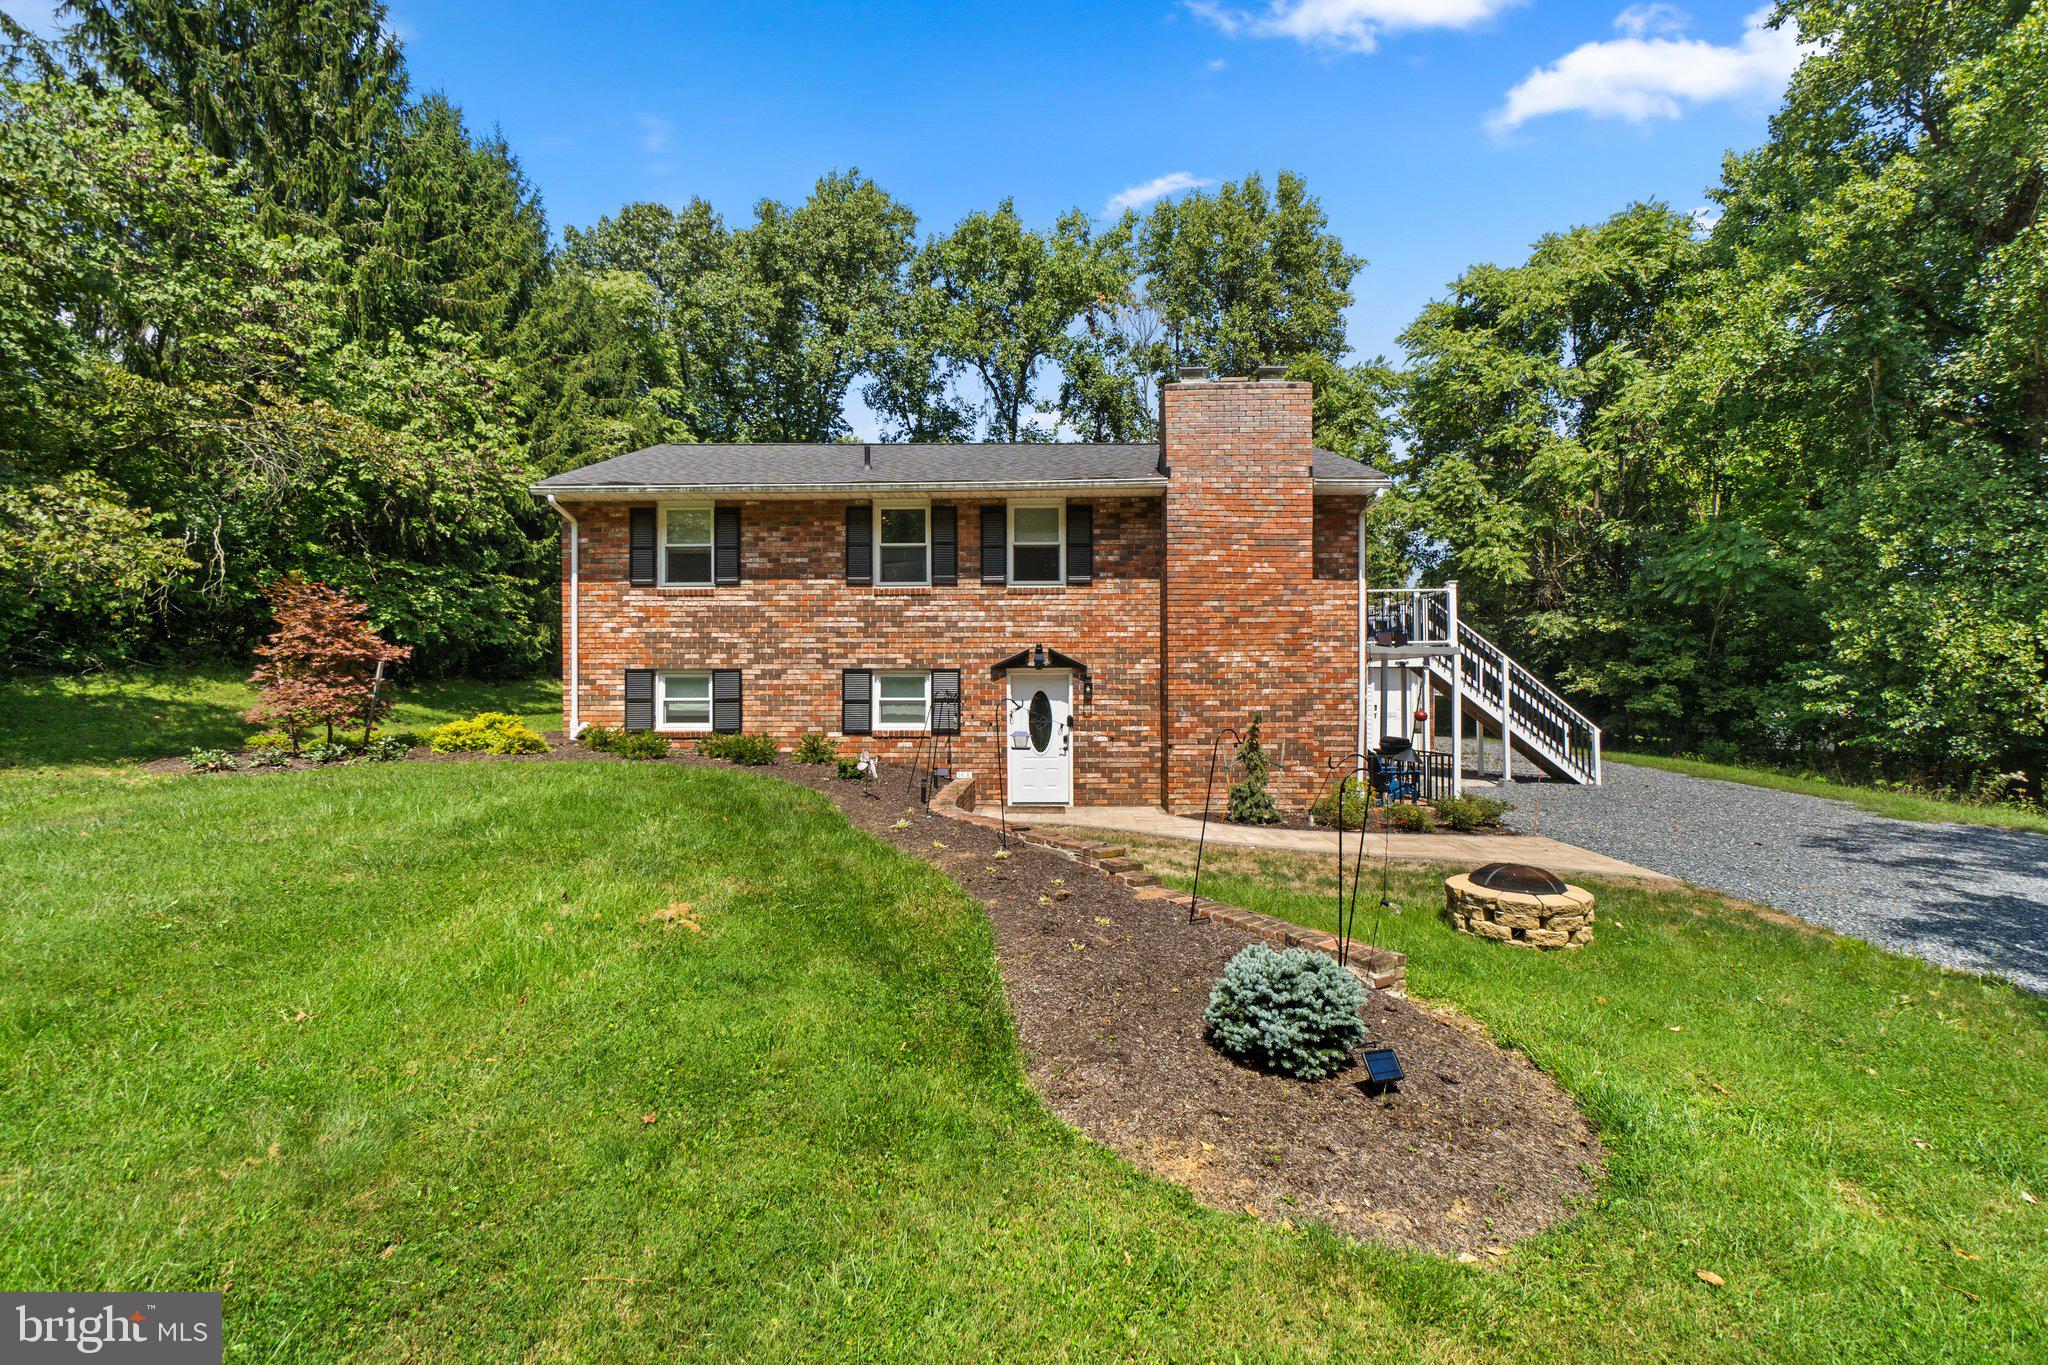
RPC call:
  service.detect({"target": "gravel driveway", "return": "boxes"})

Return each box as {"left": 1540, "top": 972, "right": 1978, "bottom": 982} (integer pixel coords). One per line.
{"left": 1501, "top": 761, "right": 2048, "bottom": 994}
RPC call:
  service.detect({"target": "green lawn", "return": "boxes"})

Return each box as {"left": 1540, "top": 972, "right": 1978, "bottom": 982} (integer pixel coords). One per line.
{"left": 2, "top": 676, "right": 2045, "bottom": 1359}
{"left": 1607, "top": 750, "right": 2048, "bottom": 836}
{"left": 0, "top": 668, "right": 561, "bottom": 768}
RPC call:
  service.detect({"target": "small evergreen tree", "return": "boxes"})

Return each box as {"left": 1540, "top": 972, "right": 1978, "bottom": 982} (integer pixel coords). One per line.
{"left": 243, "top": 577, "right": 412, "bottom": 749}
{"left": 1226, "top": 711, "right": 1280, "bottom": 825}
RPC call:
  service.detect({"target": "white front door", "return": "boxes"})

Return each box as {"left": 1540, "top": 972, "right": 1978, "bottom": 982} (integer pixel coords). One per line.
{"left": 1005, "top": 670, "right": 1072, "bottom": 805}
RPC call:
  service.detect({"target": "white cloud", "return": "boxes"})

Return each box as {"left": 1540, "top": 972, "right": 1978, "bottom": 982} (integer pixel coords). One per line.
{"left": 1189, "top": 0, "right": 1520, "bottom": 55}
{"left": 1489, "top": 6, "right": 1803, "bottom": 132}
{"left": 636, "top": 113, "right": 677, "bottom": 155}
{"left": 1613, "top": 3, "right": 1687, "bottom": 37}
{"left": 1102, "top": 171, "right": 1214, "bottom": 217}
{"left": 1205, "top": 56, "right": 1229, "bottom": 71}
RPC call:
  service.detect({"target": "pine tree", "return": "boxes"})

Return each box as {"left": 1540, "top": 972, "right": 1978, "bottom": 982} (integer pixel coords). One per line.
{"left": 1227, "top": 712, "right": 1280, "bottom": 825}
{"left": 63, "top": 0, "right": 409, "bottom": 237}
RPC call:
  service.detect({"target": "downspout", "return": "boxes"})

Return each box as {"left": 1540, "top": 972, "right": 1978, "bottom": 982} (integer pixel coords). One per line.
{"left": 546, "top": 495, "right": 581, "bottom": 738}
{"left": 1356, "top": 508, "right": 1367, "bottom": 767}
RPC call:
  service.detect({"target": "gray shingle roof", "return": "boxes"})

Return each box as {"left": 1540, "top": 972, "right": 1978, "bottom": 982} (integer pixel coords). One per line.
{"left": 531, "top": 442, "right": 1388, "bottom": 493}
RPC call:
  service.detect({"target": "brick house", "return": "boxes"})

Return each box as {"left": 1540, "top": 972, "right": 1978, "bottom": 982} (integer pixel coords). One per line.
{"left": 534, "top": 371, "right": 1392, "bottom": 813}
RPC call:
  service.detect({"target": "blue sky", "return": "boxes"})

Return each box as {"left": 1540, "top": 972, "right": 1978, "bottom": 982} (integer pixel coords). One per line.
{"left": 10, "top": 0, "right": 1802, "bottom": 419}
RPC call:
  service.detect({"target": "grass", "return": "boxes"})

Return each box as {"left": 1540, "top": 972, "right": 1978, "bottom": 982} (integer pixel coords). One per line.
{"left": 3, "top": 672, "right": 2045, "bottom": 1358}
{"left": 1132, "top": 836, "right": 2048, "bottom": 1360}
{"left": 0, "top": 667, "right": 561, "bottom": 768}
{"left": 1607, "top": 749, "right": 2048, "bottom": 836}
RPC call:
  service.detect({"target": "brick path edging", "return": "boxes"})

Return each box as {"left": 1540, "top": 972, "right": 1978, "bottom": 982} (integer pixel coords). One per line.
{"left": 930, "top": 772, "right": 1407, "bottom": 993}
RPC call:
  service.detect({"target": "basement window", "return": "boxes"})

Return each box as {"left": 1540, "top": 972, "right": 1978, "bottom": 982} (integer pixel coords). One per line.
{"left": 657, "top": 672, "right": 712, "bottom": 731}
{"left": 874, "top": 672, "right": 930, "bottom": 730}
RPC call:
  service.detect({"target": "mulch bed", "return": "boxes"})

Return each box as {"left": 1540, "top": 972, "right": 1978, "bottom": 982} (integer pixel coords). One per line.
{"left": 764, "top": 756, "right": 1603, "bottom": 1256}
{"left": 157, "top": 734, "right": 1602, "bottom": 1254}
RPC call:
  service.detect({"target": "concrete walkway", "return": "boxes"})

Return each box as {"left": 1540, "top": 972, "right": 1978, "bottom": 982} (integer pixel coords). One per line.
{"left": 1004, "top": 805, "right": 1672, "bottom": 882}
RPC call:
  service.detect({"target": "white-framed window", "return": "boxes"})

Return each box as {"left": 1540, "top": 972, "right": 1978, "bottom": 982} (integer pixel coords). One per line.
{"left": 1009, "top": 500, "right": 1064, "bottom": 585}
{"left": 657, "top": 671, "right": 712, "bottom": 731}
{"left": 874, "top": 671, "right": 930, "bottom": 730}
{"left": 661, "top": 504, "right": 714, "bottom": 586}
{"left": 875, "top": 502, "right": 930, "bottom": 586}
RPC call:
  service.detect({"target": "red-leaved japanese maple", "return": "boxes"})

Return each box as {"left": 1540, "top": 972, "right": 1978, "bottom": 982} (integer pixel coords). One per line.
{"left": 243, "top": 577, "right": 412, "bottom": 748}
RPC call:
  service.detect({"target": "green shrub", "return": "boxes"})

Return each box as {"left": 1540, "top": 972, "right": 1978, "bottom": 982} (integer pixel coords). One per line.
{"left": 1435, "top": 794, "right": 1512, "bottom": 831}
{"left": 428, "top": 712, "right": 547, "bottom": 755}
{"left": 245, "top": 746, "right": 293, "bottom": 768}
{"left": 836, "top": 756, "right": 867, "bottom": 780}
{"left": 792, "top": 733, "right": 837, "bottom": 765}
{"left": 362, "top": 735, "right": 413, "bottom": 762}
{"left": 185, "top": 748, "right": 238, "bottom": 773}
{"left": 1203, "top": 943, "right": 1366, "bottom": 1080}
{"left": 1309, "top": 774, "right": 1366, "bottom": 830}
{"left": 577, "top": 724, "right": 622, "bottom": 754}
{"left": 709, "top": 734, "right": 776, "bottom": 765}
{"left": 694, "top": 733, "right": 732, "bottom": 760}
{"left": 245, "top": 730, "right": 293, "bottom": 753}
{"left": 381, "top": 729, "right": 422, "bottom": 751}
{"left": 1384, "top": 802, "right": 1435, "bottom": 833}
{"left": 301, "top": 741, "right": 354, "bottom": 765}
{"left": 613, "top": 732, "right": 671, "bottom": 761}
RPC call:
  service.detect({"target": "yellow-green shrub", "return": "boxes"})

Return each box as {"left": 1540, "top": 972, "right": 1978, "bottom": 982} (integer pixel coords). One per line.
{"left": 428, "top": 712, "right": 547, "bottom": 755}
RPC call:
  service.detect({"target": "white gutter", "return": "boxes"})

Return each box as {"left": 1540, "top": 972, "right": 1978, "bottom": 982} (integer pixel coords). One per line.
{"left": 546, "top": 495, "right": 581, "bottom": 738}
{"left": 526, "top": 478, "right": 1171, "bottom": 497}
{"left": 527, "top": 477, "right": 1389, "bottom": 497}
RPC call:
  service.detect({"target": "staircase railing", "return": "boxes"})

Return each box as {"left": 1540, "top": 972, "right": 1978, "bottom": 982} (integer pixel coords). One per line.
{"left": 1423, "top": 596, "right": 1602, "bottom": 784}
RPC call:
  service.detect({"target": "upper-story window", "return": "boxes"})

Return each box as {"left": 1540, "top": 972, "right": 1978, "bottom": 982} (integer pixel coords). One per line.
{"left": 1009, "top": 502, "right": 1064, "bottom": 585}
{"left": 662, "top": 505, "right": 714, "bottom": 586}
{"left": 876, "top": 502, "right": 929, "bottom": 586}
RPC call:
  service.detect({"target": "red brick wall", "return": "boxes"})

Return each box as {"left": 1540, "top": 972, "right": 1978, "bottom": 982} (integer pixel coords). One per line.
{"left": 554, "top": 380, "right": 1367, "bottom": 811}
{"left": 1160, "top": 379, "right": 1363, "bottom": 811}
{"left": 558, "top": 497, "right": 1166, "bottom": 805}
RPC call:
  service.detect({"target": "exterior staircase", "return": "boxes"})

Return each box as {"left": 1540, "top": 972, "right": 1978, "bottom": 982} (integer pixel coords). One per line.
{"left": 1368, "top": 587, "right": 1602, "bottom": 786}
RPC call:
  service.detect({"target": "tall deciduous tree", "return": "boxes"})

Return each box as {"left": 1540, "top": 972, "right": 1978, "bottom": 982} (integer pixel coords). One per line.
{"left": 732, "top": 169, "right": 916, "bottom": 440}
{"left": 909, "top": 201, "right": 1122, "bottom": 441}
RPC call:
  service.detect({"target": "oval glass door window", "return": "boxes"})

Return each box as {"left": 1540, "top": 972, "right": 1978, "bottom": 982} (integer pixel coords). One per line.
{"left": 1027, "top": 690, "right": 1053, "bottom": 752}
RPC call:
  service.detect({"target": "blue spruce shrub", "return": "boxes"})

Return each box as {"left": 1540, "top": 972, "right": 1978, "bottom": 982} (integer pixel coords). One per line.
{"left": 1203, "top": 943, "right": 1367, "bottom": 1080}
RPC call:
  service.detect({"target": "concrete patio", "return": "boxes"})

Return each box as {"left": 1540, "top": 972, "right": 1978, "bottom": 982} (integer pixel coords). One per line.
{"left": 1000, "top": 805, "right": 1672, "bottom": 882}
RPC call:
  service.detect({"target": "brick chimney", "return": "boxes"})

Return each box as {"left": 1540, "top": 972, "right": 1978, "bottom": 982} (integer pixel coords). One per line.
{"left": 1159, "top": 371, "right": 1326, "bottom": 812}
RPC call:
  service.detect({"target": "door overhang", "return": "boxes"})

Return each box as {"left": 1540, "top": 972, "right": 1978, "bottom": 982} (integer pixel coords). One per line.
{"left": 990, "top": 644, "right": 1093, "bottom": 702}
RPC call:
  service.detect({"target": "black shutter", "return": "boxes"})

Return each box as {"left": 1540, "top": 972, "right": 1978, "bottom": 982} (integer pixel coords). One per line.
{"left": 841, "top": 669, "right": 872, "bottom": 735}
{"left": 979, "top": 503, "right": 1006, "bottom": 583}
{"left": 931, "top": 669, "right": 961, "bottom": 735}
{"left": 711, "top": 669, "right": 742, "bottom": 733}
{"left": 1065, "top": 503, "right": 1093, "bottom": 585}
{"left": 845, "top": 504, "right": 872, "bottom": 583}
{"left": 624, "top": 668, "right": 655, "bottom": 732}
{"left": 714, "top": 505, "right": 741, "bottom": 584}
{"left": 931, "top": 504, "right": 957, "bottom": 585}
{"left": 628, "top": 507, "right": 657, "bottom": 585}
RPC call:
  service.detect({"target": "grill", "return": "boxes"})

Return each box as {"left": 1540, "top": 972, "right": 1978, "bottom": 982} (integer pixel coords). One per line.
{"left": 1468, "top": 862, "right": 1569, "bottom": 896}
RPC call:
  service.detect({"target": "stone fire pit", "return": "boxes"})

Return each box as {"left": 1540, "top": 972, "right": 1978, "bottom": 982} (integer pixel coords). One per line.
{"left": 1445, "top": 863, "right": 1595, "bottom": 950}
